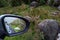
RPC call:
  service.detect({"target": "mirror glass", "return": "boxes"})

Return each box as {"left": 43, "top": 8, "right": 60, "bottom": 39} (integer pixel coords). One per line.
{"left": 4, "top": 17, "right": 26, "bottom": 34}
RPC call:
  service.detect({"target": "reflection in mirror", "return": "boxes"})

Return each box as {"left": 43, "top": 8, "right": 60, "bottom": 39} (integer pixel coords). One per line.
{"left": 4, "top": 17, "right": 26, "bottom": 34}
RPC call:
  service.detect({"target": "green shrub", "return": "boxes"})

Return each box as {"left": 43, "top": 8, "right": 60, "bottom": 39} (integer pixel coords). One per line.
{"left": 0, "top": 0, "right": 8, "bottom": 7}
{"left": 0, "top": 0, "right": 46, "bottom": 7}
{"left": 11, "top": 0, "right": 22, "bottom": 7}
{"left": 39, "top": 0, "right": 46, "bottom": 5}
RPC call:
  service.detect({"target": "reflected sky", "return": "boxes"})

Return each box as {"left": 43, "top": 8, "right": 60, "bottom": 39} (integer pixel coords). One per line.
{"left": 4, "top": 17, "right": 17, "bottom": 23}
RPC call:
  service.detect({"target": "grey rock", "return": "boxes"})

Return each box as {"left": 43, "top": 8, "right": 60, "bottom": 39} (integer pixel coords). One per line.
{"left": 0, "top": 38, "right": 3, "bottom": 40}
{"left": 57, "top": 33, "right": 60, "bottom": 40}
{"left": 47, "top": 0, "right": 60, "bottom": 7}
{"left": 38, "top": 19, "right": 59, "bottom": 40}
{"left": 30, "top": 1, "right": 39, "bottom": 8}
{"left": 52, "top": 11, "right": 60, "bottom": 16}
{"left": 53, "top": 0, "right": 60, "bottom": 7}
{"left": 58, "top": 5, "right": 60, "bottom": 10}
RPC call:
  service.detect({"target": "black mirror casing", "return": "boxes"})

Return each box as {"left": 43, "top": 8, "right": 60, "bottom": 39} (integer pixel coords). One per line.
{"left": 0, "top": 14, "right": 30, "bottom": 37}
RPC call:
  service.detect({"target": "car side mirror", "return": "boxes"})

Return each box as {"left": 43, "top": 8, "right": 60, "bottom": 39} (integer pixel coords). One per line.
{"left": 0, "top": 14, "right": 30, "bottom": 36}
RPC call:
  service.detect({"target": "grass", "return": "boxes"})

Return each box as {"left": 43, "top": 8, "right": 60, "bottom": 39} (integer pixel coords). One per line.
{"left": 0, "top": 4, "right": 60, "bottom": 40}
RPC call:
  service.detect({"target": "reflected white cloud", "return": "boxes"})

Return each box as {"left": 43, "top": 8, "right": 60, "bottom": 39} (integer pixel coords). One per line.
{"left": 4, "top": 17, "right": 17, "bottom": 23}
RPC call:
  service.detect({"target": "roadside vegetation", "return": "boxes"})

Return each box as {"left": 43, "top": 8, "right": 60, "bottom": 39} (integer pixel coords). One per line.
{"left": 0, "top": 0, "right": 60, "bottom": 40}
{"left": 1, "top": 4, "right": 59, "bottom": 40}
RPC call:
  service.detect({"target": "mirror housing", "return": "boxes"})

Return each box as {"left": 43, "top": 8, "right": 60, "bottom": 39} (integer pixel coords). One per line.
{"left": 0, "top": 14, "right": 30, "bottom": 36}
